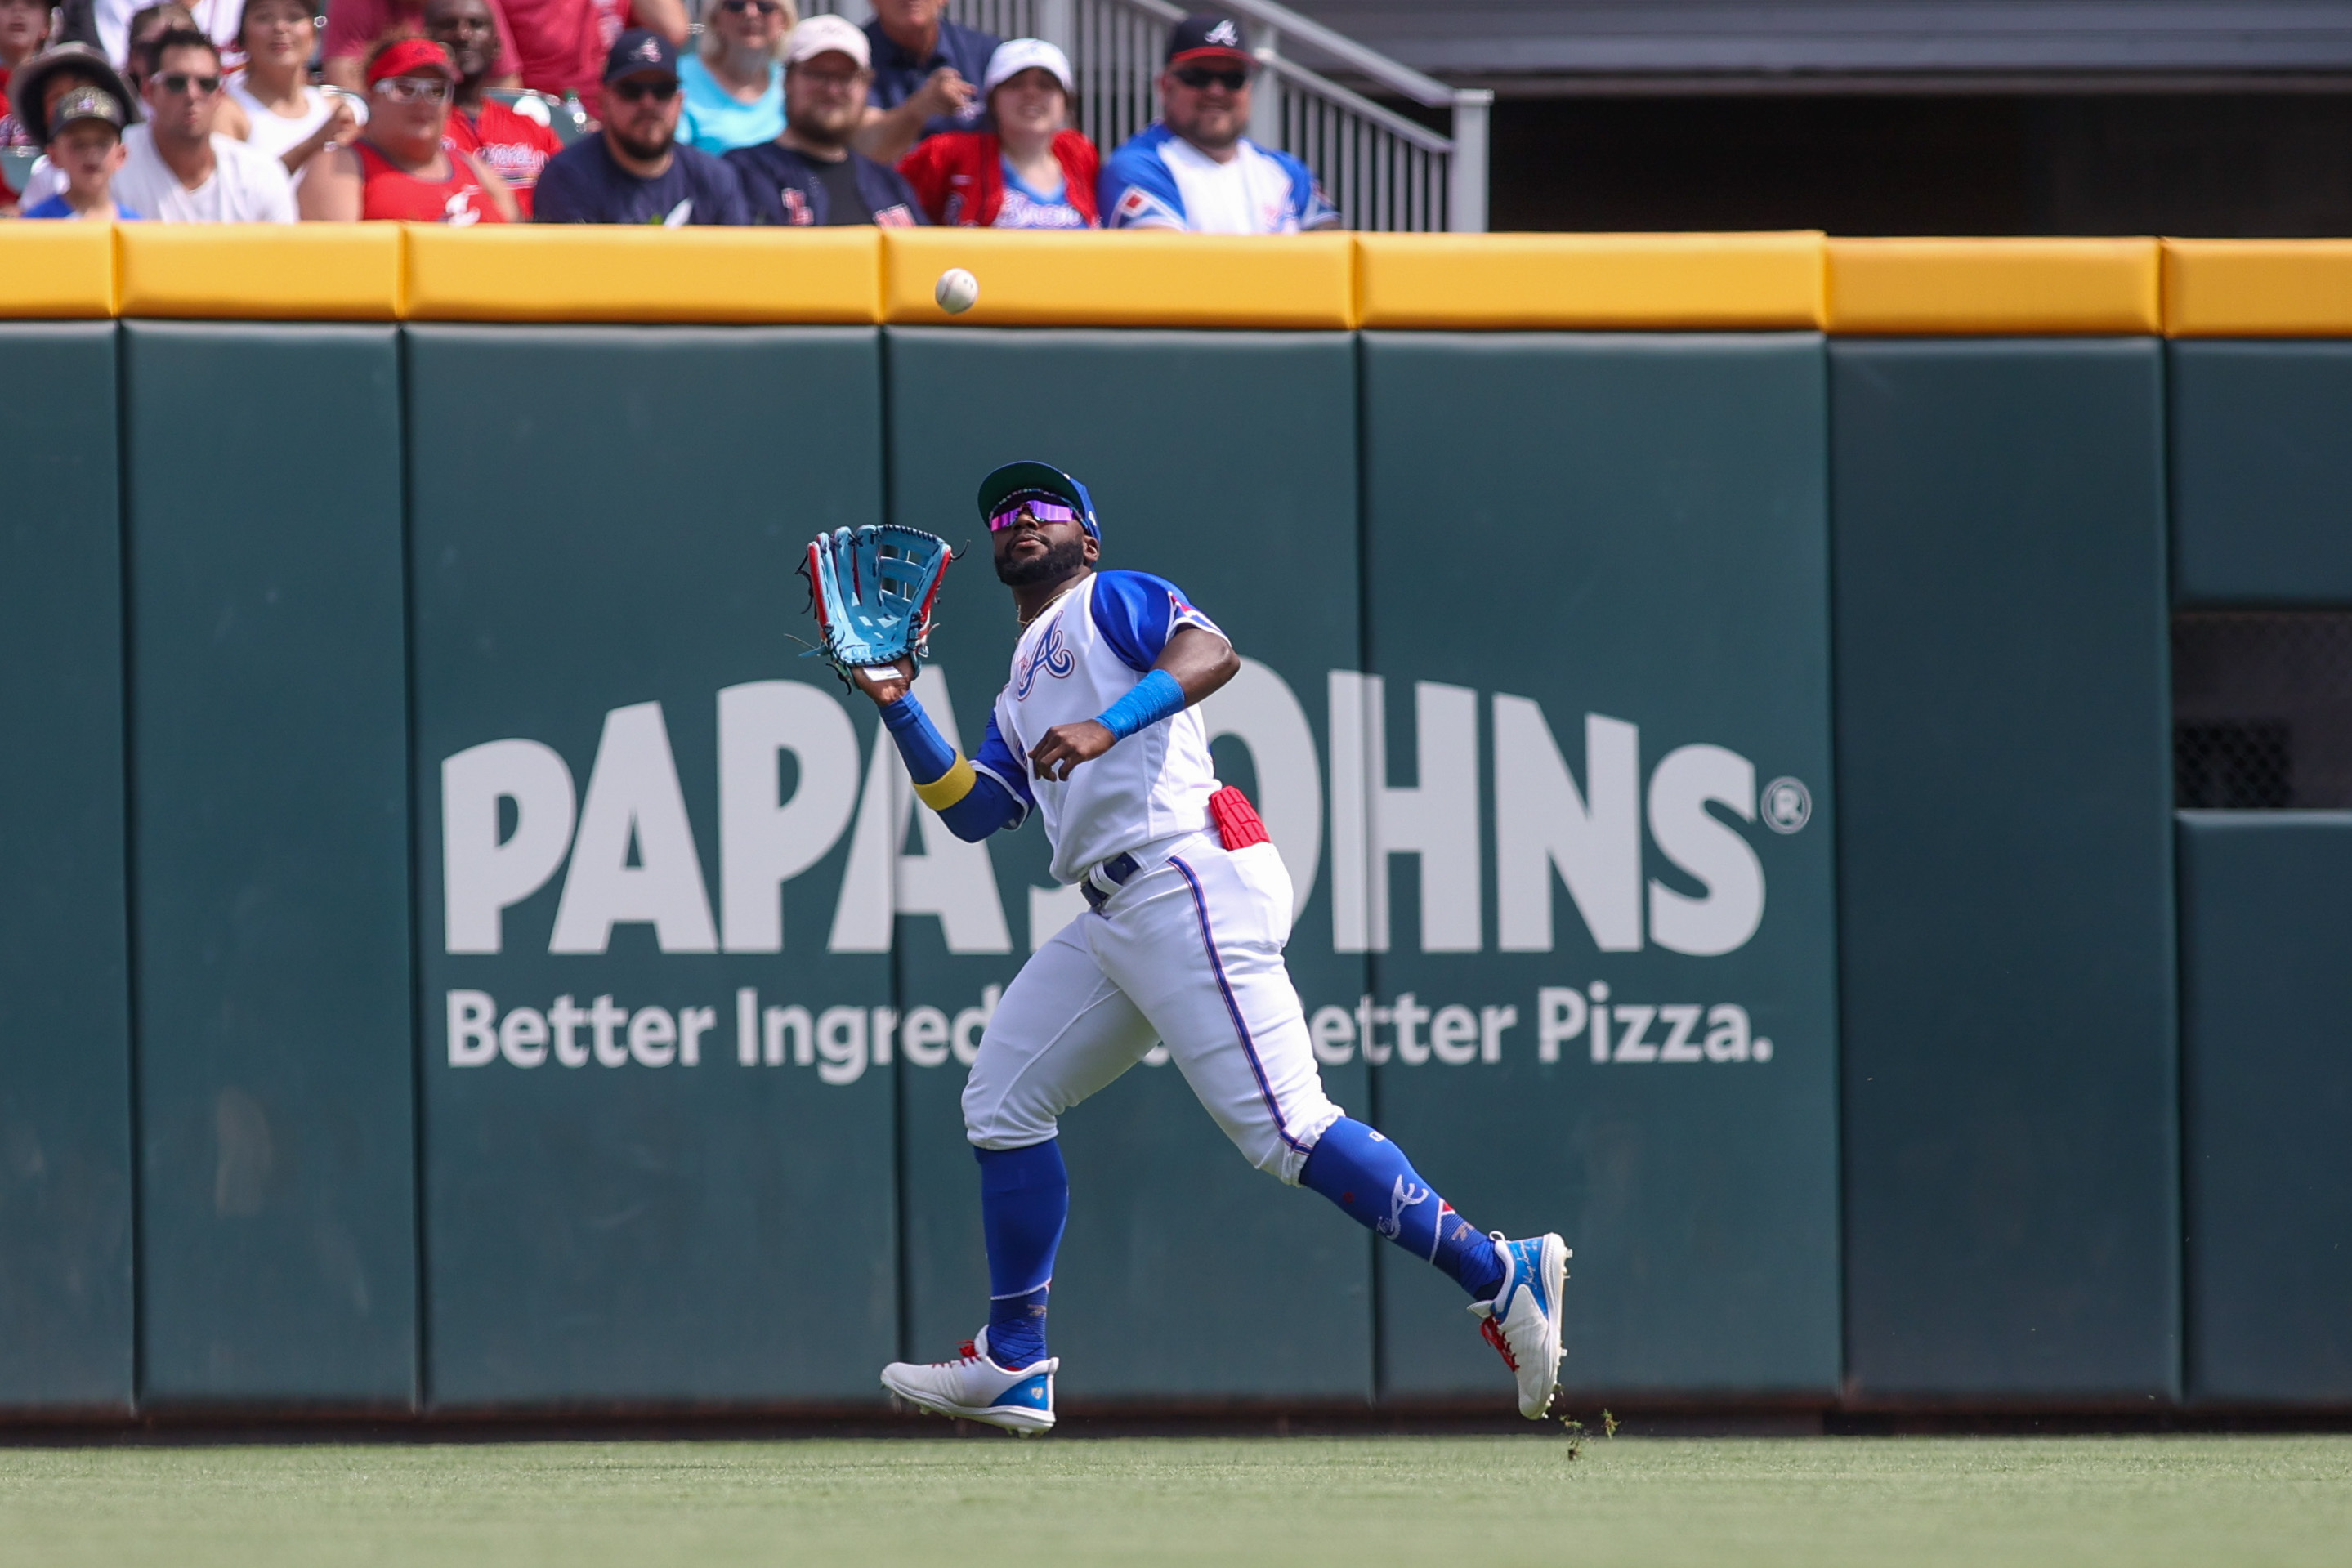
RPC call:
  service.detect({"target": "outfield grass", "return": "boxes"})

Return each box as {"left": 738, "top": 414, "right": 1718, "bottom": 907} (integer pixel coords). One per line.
{"left": 1, "top": 1433, "right": 2347, "bottom": 1567}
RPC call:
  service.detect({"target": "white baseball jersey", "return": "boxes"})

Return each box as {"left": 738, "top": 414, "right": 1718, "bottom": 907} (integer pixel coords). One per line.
{"left": 971, "top": 570, "right": 1226, "bottom": 885}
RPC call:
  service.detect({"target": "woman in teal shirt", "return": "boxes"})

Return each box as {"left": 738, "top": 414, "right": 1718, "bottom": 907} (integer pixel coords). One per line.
{"left": 677, "top": 0, "right": 789, "bottom": 154}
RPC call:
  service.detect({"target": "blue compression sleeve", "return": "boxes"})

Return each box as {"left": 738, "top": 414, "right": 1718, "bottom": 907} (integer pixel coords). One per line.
{"left": 1301, "top": 1119, "right": 1508, "bottom": 1302}
{"left": 880, "top": 693, "right": 1022, "bottom": 842}
{"left": 977, "top": 1140, "right": 1067, "bottom": 1369}
{"left": 1095, "top": 668, "right": 1186, "bottom": 741}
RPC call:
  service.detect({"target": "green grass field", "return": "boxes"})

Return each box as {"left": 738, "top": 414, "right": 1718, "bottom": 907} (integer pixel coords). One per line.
{"left": 2, "top": 1434, "right": 2347, "bottom": 1567}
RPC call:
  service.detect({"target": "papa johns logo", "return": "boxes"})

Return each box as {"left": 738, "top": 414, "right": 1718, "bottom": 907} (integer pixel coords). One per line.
{"left": 1013, "top": 617, "right": 1075, "bottom": 699}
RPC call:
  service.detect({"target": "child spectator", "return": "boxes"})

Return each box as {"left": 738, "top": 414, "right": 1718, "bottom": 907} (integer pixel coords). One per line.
{"left": 897, "top": 37, "right": 1093, "bottom": 229}
{"left": 428, "top": 0, "right": 560, "bottom": 216}
{"left": 855, "top": 0, "right": 993, "bottom": 164}
{"left": 532, "top": 27, "right": 745, "bottom": 223}
{"left": 228, "top": 0, "right": 362, "bottom": 181}
{"left": 21, "top": 82, "right": 141, "bottom": 215}
{"left": 114, "top": 25, "right": 293, "bottom": 218}
{"left": 298, "top": 33, "right": 516, "bottom": 221}
{"left": 676, "top": 0, "right": 788, "bottom": 156}
{"left": 2, "top": 43, "right": 141, "bottom": 208}
{"left": 726, "top": 13, "right": 921, "bottom": 226}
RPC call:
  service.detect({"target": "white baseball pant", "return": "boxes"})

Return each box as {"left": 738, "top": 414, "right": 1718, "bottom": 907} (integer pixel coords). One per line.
{"left": 962, "top": 833, "right": 1344, "bottom": 1184}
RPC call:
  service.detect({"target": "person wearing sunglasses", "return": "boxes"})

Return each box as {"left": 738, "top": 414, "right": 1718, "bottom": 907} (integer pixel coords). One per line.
{"left": 112, "top": 25, "right": 293, "bottom": 217}
{"left": 861, "top": 460, "right": 1572, "bottom": 1435}
{"left": 427, "top": 0, "right": 561, "bottom": 216}
{"left": 298, "top": 33, "right": 516, "bottom": 221}
{"left": 1100, "top": 11, "right": 1337, "bottom": 234}
{"left": 896, "top": 36, "right": 1096, "bottom": 229}
{"left": 532, "top": 27, "right": 746, "bottom": 223}
{"left": 675, "top": 0, "right": 789, "bottom": 155}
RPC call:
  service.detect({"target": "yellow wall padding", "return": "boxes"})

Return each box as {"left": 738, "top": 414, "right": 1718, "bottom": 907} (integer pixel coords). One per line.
{"left": 2163, "top": 240, "right": 2352, "bottom": 337}
{"left": 118, "top": 224, "right": 403, "bottom": 319}
{"left": 1354, "top": 232, "right": 1827, "bottom": 329}
{"left": 881, "top": 230, "right": 1356, "bottom": 328}
{"left": 403, "top": 224, "right": 879, "bottom": 323}
{"left": 0, "top": 223, "right": 118, "bottom": 318}
{"left": 1827, "top": 238, "right": 2162, "bottom": 334}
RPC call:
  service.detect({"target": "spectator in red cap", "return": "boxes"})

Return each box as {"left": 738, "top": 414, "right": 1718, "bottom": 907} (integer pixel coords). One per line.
{"left": 427, "top": 0, "right": 560, "bottom": 215}
{"left": 323, "top": 0, "right": 517, "bottom": 95}
{"left": 298, "top": 32, "right": 516, "bottom": 220}
{"left": 897, "top": 36, "right": 1093, "bottom": 228}
{"left": 532, "top": 26, "right": 747, "bottom": 223}
{"left": 228, "top": 0, "right": 362, "bottom": 181}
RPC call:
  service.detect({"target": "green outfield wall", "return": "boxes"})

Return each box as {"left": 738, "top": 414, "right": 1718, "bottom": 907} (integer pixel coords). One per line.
{"left": 0, "top": 314, "right": 2345, "bottom": 1415}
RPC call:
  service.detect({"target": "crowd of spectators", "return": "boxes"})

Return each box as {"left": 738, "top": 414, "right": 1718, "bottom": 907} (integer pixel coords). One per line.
{"left": 1, "top": 1, "right": 1342, "bottom": 232}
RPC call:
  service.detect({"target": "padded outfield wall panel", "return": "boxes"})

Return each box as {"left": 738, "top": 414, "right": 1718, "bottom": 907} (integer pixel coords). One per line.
{"left": 408, "top": 327, "right": 893, "bottom": 1405}
{"left": 1362, "top": 333, "right": 1843, "bottom": 1400}
{"left": 1832, "top": 338, "right": 2178, "bottom": 1400}
{"left": 2170, "top": 342, "right": 2352, "bottom": 605}
{"left": 886, "top": 328, "right": 1372, "bottom": 1401}
{"left": 125, "top": 323, "right": 416, "bottom": 1404}
{"left": 2177, "top": 812, "right": 2352, "bottom": 1405}
{"left": 0, "top": 324, "right": 134, "bottom": 1410}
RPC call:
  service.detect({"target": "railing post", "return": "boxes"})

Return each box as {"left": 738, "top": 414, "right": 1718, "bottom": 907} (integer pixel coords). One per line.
{"left": 1037, "top": 0, "right": 1073, "bottom": 54}
{"left": 1246, "top": 20, "right": 1283, "bottom": 150}
{"left": 1447, "top": 87, "right": 1491, "bottom": 233}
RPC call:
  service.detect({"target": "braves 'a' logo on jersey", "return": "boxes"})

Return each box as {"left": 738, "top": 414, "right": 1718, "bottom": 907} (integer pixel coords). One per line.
{"left": 1013, "top": 616, "right": 1076, "bottom": 700}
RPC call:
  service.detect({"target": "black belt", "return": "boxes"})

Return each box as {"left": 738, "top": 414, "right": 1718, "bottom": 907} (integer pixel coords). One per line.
{"left": 1080, "top": 851, "right": 1143, "bottom": 913}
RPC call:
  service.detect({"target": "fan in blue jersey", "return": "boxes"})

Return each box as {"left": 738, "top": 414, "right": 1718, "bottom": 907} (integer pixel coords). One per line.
{"left": 1097, "top": 12, "right": 1338, "bottom": 234}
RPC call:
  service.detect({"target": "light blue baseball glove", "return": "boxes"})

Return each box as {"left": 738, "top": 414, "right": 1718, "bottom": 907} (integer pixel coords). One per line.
{"left": 802, "top": 525, "right": 953, "bottom": 679}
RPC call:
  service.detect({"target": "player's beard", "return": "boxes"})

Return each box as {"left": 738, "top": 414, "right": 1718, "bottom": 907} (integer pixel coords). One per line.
{"left": 995, "top": 535, "right": 1089, "bottom": 587}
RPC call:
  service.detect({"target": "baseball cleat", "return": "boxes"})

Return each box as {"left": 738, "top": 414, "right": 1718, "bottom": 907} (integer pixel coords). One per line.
{"left": 1468, "top": 1232, "right": 1570, "bottom": 1418}
{"left": 879, "top": 1327, "right": 1058, "bottom": 1436}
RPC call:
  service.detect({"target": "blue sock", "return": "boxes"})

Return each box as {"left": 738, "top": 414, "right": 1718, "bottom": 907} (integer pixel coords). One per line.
{"left": 976, "top": 1139, "right": 1067, "bottom": 1369}
{"left": 1300, "top": 1118, "right": 1507, "bottom": 1302}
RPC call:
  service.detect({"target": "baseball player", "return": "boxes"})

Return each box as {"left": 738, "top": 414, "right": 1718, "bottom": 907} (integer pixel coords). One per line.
{"left": 860, "top": 462, "right": 1567, "bottom": 1433}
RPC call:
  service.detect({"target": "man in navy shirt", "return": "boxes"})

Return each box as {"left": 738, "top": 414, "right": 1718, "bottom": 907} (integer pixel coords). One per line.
{"left": 853, "top": 0, "right": 997, "bottom": 163}
{"left": 534, "top": 29, "right": 750, "bottom": 224}
{"left": 727, "top": 15, "right": 924, "bottom": 226}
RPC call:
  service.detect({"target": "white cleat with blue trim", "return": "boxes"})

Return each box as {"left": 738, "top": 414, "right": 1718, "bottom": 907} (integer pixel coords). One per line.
{"left": 880, "top": 1328, "right": 1058, "bottom": 1436}
{"left": 1469, "top": 1232, "right": 1571, "bottom": 1418}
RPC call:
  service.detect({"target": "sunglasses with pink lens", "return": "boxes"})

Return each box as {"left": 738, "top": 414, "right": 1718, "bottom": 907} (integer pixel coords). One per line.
{"left": 988, "top": 498, "right": 1081, "bottom": 532}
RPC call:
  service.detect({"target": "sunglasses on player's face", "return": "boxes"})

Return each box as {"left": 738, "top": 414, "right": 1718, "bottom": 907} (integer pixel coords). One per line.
{"left": 989, "top": 499, "right": 1083, "bottom": 533}
{"left": 156, "top": 71, "right": 222, "bottom": 95}
{"left": 610, "top": 76, "right": 678, "bottom": 102}
{"left": 1171, "top": 63, "right": 1248, "bottom": 92}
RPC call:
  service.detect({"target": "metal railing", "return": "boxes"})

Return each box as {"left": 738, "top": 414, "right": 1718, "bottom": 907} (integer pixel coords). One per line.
{"left": 802, "top": 0, "right": 1488, "bottom": 230}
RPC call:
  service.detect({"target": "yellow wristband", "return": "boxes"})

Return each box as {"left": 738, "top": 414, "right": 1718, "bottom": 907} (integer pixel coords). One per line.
{"left": 912, "top": 754, "right": 977, "bottom": 812}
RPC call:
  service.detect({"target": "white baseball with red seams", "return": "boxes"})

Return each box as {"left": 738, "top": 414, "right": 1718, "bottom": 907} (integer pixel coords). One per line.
{"left": 961, "top": 577, "right": 1344, "bottom": 1183}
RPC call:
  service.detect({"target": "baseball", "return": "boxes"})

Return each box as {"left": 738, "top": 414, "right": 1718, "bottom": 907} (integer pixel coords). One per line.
{"left": 935, "top": 267, "right": 980, "bottom": 315}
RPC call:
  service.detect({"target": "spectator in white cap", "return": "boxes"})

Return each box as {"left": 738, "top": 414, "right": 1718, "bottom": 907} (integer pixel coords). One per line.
{"left": 724, "top": 12, "right": 923, "bottom": 226}
{"left": 897, "top": 35, "right": 1093, "bottom": 228}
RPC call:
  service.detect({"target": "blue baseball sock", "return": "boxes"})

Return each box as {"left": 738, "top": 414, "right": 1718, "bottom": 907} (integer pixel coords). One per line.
{"left": 976, "top": 1139, "right": 1067, "bottom": 1369}
{"left": 1300, "top": 1118, "right": 1507, "bottom": 1302}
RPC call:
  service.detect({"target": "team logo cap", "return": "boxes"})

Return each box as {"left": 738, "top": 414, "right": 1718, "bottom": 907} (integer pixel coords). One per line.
{"left": 603, "top": 27, "right": 679, "bottom": 83}
{"left": 1165, "top": 13, "right": 1251, "bottom": 67}
{"left": 977, "top": 461, "right": 1100, "bottom": 540}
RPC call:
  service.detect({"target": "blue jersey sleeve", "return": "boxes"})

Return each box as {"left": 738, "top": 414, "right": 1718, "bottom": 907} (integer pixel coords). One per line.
{"left": 1274, "top": 148, "right": 1341, "bottom": 230}
{"left": 970, "top": 710, "right": 1035, "bottom": 824}
{"left": 1091, "top": 571, "right": 1227, "bottom": 672}
{"left": 1099, "top": 126, "right": 1187, "bottom": 230}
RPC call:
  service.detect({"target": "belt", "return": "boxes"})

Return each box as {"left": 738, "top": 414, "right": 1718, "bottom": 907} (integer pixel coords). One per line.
{"left": 1080, "top": 851, "right": 1143, "bottom": 913}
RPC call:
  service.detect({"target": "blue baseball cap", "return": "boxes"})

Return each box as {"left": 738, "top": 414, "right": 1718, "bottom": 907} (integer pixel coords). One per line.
{"left": 604, "top": 27, "right": 677, "bottom": 83}
{"left": 977, "top": 460, "right": 1099, "bottom": 539}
